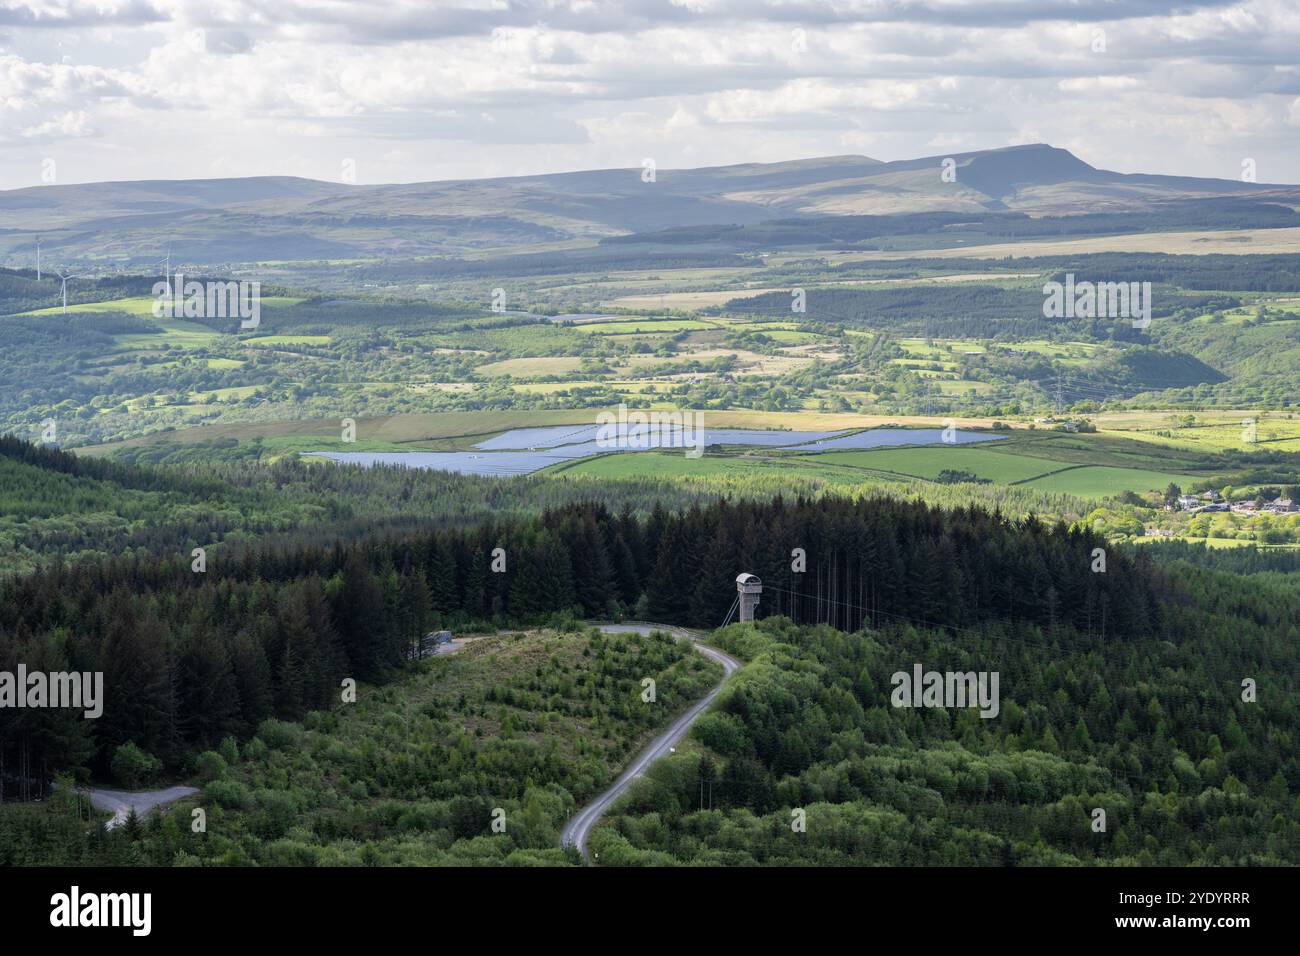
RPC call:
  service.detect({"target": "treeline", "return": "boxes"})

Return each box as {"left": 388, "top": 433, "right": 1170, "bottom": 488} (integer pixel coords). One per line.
{"left": 724, "top": 285, "right": 1126, "bottom": 339}
{"left": 1139, "top": 539, "right": 1300, "bottom": 574}
{"left": 1, "top": 492, "right": 1160, "bottom": 791}
{"left": 0, "top": 438, "right": 724, "bottom": 573}
{"left": 185, "top": 296, "right": 490, "bottom": 332}
{"left": 818, "top": 253, "right": 1300, "bottom": 293}
{"left": 604, "top": 200, "right": 1300, "bottom": 249}
{"left": 342, "top": 248, "right": 758, "bottom": 280}
{"left": 1083, "top": 347, "right": 1228, "bottom": 396}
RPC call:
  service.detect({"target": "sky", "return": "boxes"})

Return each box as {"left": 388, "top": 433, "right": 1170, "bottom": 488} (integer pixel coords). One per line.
{"left": 1, "top": 0, "right": 1298, "bottom": 189}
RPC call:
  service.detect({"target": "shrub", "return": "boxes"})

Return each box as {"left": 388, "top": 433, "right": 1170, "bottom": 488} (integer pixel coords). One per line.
{"left": 195, "top": 751, "right": 228, "bottom": 783}
{"left": 256, "top": 718, "right": 305, "bottom": 751}
{"left": 204, "top": 779, "right": 252, "bottom": 810}
{"left": 110, "top": 742, "right": 161, "bottom": 789}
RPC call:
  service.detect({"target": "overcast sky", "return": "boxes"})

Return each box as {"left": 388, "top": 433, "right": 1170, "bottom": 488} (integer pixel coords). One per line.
{"left": 1, "top": 0, "right": 1297, "bottom": 189}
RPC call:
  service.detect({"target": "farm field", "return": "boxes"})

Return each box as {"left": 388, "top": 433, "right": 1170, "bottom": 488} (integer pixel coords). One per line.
{"left": 601, "top": 272, "right": 1043, "bottom": 309}
{"left": 550, "top": 449, "right": 881, "bottom": 483}
{"left": 1020, "top": 465, "right": 1200, "bottom": 497}
{"left": 553, "top": 433, "right": 1203, "bottom": 501}
{"left": 14, "top": 295, "right": 305, "bottom": 317}
{"left": 113, "top": 320, "right": 223, "bottom": 349}
{"left": 798, "top": 446, "right": 1062, "bottom": 483}
{"left": 75, "top": 409, "right": 603, "bottom": 457}
{"left": 1093, "top": 411, "right": 1300, "bottom": 452}
{"left": 78, "top": 408, "right": 1021, "bottom": 456}
{"left": 477, "top": 356, "right": 585, "bottom": 376}
{"left": 821, "top": 226, "right": 1300, "bottom": 261}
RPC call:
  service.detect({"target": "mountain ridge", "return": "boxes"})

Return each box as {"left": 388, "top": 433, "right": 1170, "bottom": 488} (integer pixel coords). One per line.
{"left": 2, "top": 144, "right": 1295, "bottom": 264}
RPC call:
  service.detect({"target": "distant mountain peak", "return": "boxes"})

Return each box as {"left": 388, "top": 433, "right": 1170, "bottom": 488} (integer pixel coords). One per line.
{"left": 1, "top": 143, "right": 1293, "bottom": 264}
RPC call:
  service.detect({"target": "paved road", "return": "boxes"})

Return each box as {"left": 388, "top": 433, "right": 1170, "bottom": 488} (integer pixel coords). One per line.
{"left": 83, "top": 785, "right": 199, "bottom": 829}
{"left": 560, "top": 623, "right": 741, "bottom": 861}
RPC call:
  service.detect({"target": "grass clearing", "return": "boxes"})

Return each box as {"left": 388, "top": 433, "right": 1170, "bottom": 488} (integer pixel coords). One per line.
{"left": 114, "top": 320, "right": 223, "bottom": 349}
{"left": 477, "top": 356, "right": 585, "bottom": 377}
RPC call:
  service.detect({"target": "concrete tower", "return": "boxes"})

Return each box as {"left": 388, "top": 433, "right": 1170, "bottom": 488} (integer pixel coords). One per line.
{"left": 736, "top": 572, "right": 762, "bottom": 622}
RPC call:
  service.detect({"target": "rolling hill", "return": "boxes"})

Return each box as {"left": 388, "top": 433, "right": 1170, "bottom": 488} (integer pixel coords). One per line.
{"left": 1, "top": 145, "right": 1296, "bottom": 264}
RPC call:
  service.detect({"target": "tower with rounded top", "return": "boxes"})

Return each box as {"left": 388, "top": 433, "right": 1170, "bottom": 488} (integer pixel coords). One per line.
{"left": 736, "top": 572, "right": 762, "bottom": 622}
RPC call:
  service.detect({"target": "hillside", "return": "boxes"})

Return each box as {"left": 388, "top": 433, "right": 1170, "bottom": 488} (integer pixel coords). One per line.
{"left": 3, "top": 145, "right": 1296, "bottom": 264}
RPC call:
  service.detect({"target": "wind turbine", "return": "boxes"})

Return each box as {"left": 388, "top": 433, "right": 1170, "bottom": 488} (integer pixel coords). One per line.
{"left": 56, "top": 269, "right": 80, "bottom": 314}
{"left": 36, "top": 237, "right": 42, "bottom": 281}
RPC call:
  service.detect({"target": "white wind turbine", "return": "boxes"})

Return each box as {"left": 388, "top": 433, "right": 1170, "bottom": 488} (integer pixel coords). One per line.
{"left": 157, "top": 243, "right": 172, "bottom": 285}
{"left": 36, "top": 237, "right": 43, "bottom": 281}
{"left": 56, "top": 268, "right": 81, "bottom": 314}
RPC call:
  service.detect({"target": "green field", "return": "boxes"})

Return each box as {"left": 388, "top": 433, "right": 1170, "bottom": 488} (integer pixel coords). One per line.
{"left": 552, "top": 451, "right": 867, "bottom": 482}
{"left": 1102, "top": 415, "right": 1300, "bottom": 453}
{"left": 801, "top": 446, "right": 1060, "bottom": 483}
{"left": 1020, "top": 465, "right": 1198, "bottom": 497}
{"left": 114, "top": 320, "right": 223, "bottom": 349}
{"left": 15, "top": 295, "right": 305, "bottom": 318}
{"left": 561, "top": 440, "right": 1202, "bottom": 501}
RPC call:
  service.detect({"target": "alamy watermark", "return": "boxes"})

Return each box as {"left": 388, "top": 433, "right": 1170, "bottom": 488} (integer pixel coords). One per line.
{"left": 890, "top": 664, "right": 999, "bottom": 718}
{"left": 50, "top": 886, "right": 150, "bottom": 936}
{"left": 0, "top": 667, "right": 103, "bottom": 718}
{"left": 1043, "top": 274, "right": 1151, "bottom": 329}
{"left": 596, "top": 404, "right": 705, "bottom": 458}
{"left": 153, "top": 273, "right": 261, "bottom": 329}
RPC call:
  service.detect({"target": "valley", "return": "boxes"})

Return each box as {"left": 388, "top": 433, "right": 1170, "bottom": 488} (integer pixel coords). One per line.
{"left": 2, "top": 143, "right": 1299, "bottom": 880}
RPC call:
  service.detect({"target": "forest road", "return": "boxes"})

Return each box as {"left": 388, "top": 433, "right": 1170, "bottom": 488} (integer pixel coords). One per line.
{"left": 560, "top": 623, "right": 741, "bottom": 861}
{"left": 86, "top": 785, "right": 200, "bottom": 829}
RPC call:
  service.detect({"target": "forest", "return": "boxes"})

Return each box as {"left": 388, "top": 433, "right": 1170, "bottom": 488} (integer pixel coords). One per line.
{"left": 596, "top": 597, "right": 1300, "bottom": 866}
{"left": 0, "top": 484, "right": 1188, "bottom": 791}
{"left": 3, "top": 486, "right": 1294, "bottom": 864}
{"left": 1, "top": 625, "right": 722, "bottom": 866}
{"left": 603, "top": 200, "right": 1300, "bottom": 249}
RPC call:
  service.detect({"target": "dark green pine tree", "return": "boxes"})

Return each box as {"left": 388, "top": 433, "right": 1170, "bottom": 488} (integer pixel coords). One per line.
{"left": 570, "top": 514, "right": 615, "bottom": 617}
{"left": 398, "top": 567, "right": 432, "bottom": 657}
{"left": 229, "top": 624, "right": 275, "bottom": 735}
{"left": 175, "top": 628, "right": 241, "bottom": 750}
{"left": 100, "top": 611, "right": 179, "bottom": 767}
{"left": 690, "top": 523, "right": 738, "bottom": 628}
{"left": 646, "top": 521, "right": 693, "bottom": 623}
{"left": 332, "top": 553, "right": 388, "bottom": 679}
{"left": 427, "top": 539, "right": 458, "bottom": 617}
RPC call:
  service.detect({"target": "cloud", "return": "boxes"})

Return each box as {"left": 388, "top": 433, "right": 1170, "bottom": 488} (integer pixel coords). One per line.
{"left": 0, "top": 0, "right": 165, "bottom": 29}
{"left": 0, "top": 0, "right": 1295, "bottom": 185}
{"left": 19, "top": 107, "right": 89, "bottom": 136}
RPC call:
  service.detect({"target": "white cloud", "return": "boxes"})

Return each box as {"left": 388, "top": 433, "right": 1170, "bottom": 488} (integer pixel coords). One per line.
{"left": 0, "top": 0, "right": 1295, "bottom": 185}
{"left": 19, "top": 107, "right": 89, "bottom": 137}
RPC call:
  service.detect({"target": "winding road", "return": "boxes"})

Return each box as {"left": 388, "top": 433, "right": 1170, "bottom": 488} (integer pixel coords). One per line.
{"left": 59, "top": 623, "right": 736, "bottom": 845}
{"left": 52, "top": 783, "right": 199, "bottom": 829}
{"left": 560, "top": 623, "right": 741, "bottom": 861}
